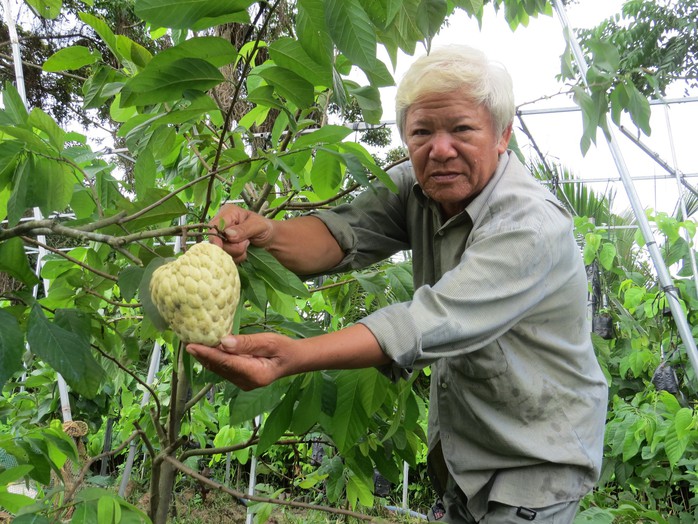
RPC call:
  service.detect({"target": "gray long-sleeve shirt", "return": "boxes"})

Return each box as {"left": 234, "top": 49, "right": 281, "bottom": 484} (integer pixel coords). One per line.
{"left": 313, "top": 151, "right": 608, "bottom": 518}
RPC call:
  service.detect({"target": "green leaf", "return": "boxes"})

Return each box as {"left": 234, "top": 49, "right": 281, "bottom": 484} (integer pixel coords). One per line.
{"left": 625, "top": 81, "right": 652, "bottom": 136}
{"left": 228, "top": 380, "right": 289, "bottom": 425}
{"left": 290, "top": 373, "right": 323, "bottom": 434}
{"left": 254, "top": 65, "right": 315, "bottom": 109}
{"left": 0, "top": 237, "right": 40, "bottom": 286}
{"left": 245, "top": 247, "right": 310, "bottom": 298}
{"left": 598, "top": 242, "right": 616, "bottom": 271}
{"left": 347, "top": 85, "right": 383, "bottom": 123}
{"left": 118, "top": 266, "right": 144, "bottom": 302}
{"left": 292, "top": 125, "right": 353, "bottom": 150}
{"left": 346, "top": 468, "right": 374, "bottom": 509}
{"left": 147, "top": 36, "right": 237, "bottom": 69}
{"left": 328, "top": 371, "right": 370, "bottom": 454}
{"left": 26, "top": 304, "right": 105, "bottom": 398}
{"left": 674, "top": 408, "right": 694, "bottom": 440}
{"left": 296, "top": 0, "right": 334, "bottom": 68}
{"left": 120, "top": 188, "right": 187, "bottom": 230}
{"left": 78, "top": 13, "right": 119, "bottom": 64}
{"left": 587, "top": 39, "right": 621, "bottom": 73}
{"left": 269, "top": 37, "right": 332, "bottom": 88}
{"left": 256, "top": 379, "right": 302, "bottom": 454}
{"left": 325, "top": 0, "right": 377, "bottom": 73}
{"left": 416, "top": 0, "right": 448, "bottom": 41}
{"left": 25, "top": 0, "right": 61, "bottom": 19}
{"left": 138, "top": 257, "right": 171, "bottom": 332}
{"left": 0, "top": 490, "right": 35, "bottom": 514}
{"left": 28, "top": 108, "right": 65, "bottom": 151}
{"left": 121, "top": 58, "right": 224, "bottom": 107}
{"left": 135, "top": 0, "right": 255, "bottom": 30}
{"left": 133, "top": 148, "right": 156, "bottom": 200}
{"left": 6, "top": 155, "right": 76, "bottom": 227}
{"left": 310, "top": 148, "right": 343, "bottom": 200}
{"left": 0, "top": 308, "right": 25, "bottom": 390}
{"left": 0, "top": 83, "right": 29, "bottom": 125}
{"left": 43, "top": 46, "right": 99, "bottom": 72}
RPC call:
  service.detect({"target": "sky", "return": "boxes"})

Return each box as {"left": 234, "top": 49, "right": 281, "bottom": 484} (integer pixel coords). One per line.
{"left": 372, "top": 0, "right": 698, "bottom": 219}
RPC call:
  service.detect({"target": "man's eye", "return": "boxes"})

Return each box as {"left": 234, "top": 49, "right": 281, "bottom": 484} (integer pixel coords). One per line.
{"left": 411, "top": 129, "right": 430, "bottom": 136}
{"left": 454, "top": 125, "right": 471, "bottom": 132}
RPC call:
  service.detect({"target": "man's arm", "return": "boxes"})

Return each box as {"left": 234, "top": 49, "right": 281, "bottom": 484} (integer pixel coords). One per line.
{"left": 209, "top": 204, "right": 345, "bottom": 275}
{"left": 186, "top": 324, "right": 390, "bottom": 391}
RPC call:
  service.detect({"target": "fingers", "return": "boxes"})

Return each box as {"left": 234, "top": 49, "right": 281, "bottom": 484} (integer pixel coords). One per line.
{"left": 207, "top": 204, "right": 274, "bottom": 263}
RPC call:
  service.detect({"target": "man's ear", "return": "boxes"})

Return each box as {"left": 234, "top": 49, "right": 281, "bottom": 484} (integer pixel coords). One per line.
{"left": 498, "top": 124, "right": 513, "bottom": 153}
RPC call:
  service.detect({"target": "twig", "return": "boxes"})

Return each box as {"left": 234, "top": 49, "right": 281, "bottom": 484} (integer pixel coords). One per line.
{"left": 163, "top": 455, "right": 381, "bottom": 522}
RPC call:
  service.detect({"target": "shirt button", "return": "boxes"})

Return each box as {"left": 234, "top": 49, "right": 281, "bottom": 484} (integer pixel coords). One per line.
{"left": 440, "top": 382, "right": 448, "bottom": 390}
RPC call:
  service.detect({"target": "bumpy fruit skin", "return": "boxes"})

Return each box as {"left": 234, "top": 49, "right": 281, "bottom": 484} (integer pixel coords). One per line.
{"left": 149, "top": 242, "right": 240, "bottom": 346}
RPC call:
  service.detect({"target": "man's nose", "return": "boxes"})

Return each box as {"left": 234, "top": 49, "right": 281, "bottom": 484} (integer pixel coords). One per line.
{"left": 429, "top": 133, "right": 458, "bottom": 161}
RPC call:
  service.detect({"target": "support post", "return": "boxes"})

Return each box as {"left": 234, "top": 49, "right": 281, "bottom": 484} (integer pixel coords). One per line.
{"left": 552, "top": 0, "right": 698, "bottom": 379}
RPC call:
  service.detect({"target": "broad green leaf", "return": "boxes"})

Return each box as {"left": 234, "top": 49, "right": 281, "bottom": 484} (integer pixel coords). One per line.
{"left": 79, "top": 13, "right": 119, "bottom": 65}
{"left": 120, "top": 188, "right": 187, "bottom": 230}
{"left": 115, "top": 35, "right": 153, "bottom": 71}
{"left": 245, "top": 246, "right": 310, "bottom": 298}
{"left": 133, "top": 148, "right": 156, "bottom": 200}
{"left": 269, "top": 37, "right": 332, "bottom": 88}
{"left": 27, "top": 303, "right": 105, "bottom": 398}
{"left": 25, "top": 0, "right": 61, "bottom": 18}
{"left": 296, "top": 0, "right": 334, "bottom": 67}
{"left": 416, "top": 0, "right": 448, "bottom": 42}
{"left": 135, "top": 0, "right": 255, "bottom": 30}
{"left": 0, "top": 126, "right": 54, "bottom": 156}
{"left": 625, "top": 81, "right": 652, "bottom": 136}
{"left": 587, "top": 39, "right": 620, "bottom": 73}
{"left": 256, "top": 379, "right": 302, "bottom": 454}
{"left": 82, "top": 65, "right": 125, "bottom": 110}
{"left": 228, "top": 380, "right": 289, "bottom": 425}
{"left": 347, "top": 469, "right": 374, "bottom": 509}
{"left": 623, "top": 286, "right": 645, "bottom": 312}
{"left": 0, "top": 308, "right": 26, "bottom": 390}
{"left": 310, "top": 148, "right": 343, "bottom": 200}
{"left": 325, "top": 0, "right": 377, "bottom": 73}
{"left": 120, "top": 58, "right": 224, "bottom": 107}
{"left": 28, "top": 108, "right": 65, "bottom": 151}
{"left": 598, "top": 242, "right": 616, "bottom": 271}
{"left": 321, "top": 455, "right": 345, "bottom": 503}
{"left": 138, "top": 257, "right": 171, "bottom": 332}
{"left": 7, "top": 156, "right": 76, "bottom": 224}
{"left": 118, "top": 266, "right": 144, "bottom": 302}
{"left": 146, "top": 36, "right": 237, "bottom": 69}
{"left": 674, "top": 408, "right": 693, "bottom": 440}
{"left": 0, "top": 237, "right": 40, "bottom": 286}
{"left": 386, "top": 264, "right": 413, "bottom": 301}
{"left": 0, "top": 491, "right": 35, "bottom": 514}
{"left": 348, "top": 85, "right": 383, "bottom": 123}
{"left": 292, "top": 125, "right": 353, "bottom": 151}
{"left": 97, "top": 495, "right": 121, "bottom": 524}
{"left": 43, "top": 46, "right": 99, "bottom": 72}
{"left": 254, "top": 65, "right": 315, "bottom": 109}
{"left": 0, "top": 83, "right": 29, "bottom": 125}
{"left": 664, "top": 423, "right": 688, "bottom": 468}
{"left": 0, "top": 464, "right": 34, "bottom": 485}
{"left": 290, "top": 373, "right": 323, "bottom": 434}
{"left": 11, "top": 515, "right": 52, "bottom": 524}
{"left": 329, "top": 371, "right": 370, "bottom": 453}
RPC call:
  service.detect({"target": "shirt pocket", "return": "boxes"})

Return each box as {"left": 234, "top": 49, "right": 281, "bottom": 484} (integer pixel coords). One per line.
{"left": 456, "top": 341, "right": 509, "bottom": 379}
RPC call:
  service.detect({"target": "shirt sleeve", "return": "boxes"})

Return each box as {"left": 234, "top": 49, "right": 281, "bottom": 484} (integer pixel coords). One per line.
{"left": 359, "top": 202, "right": 570, "bottom": 370}
{"left": 311, "top": 165, "right": 413, "bottom": 274}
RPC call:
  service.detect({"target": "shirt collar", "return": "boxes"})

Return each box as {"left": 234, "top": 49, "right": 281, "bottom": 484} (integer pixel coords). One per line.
{"left": 410, "top": 151, "right": 512, "bottom": 225}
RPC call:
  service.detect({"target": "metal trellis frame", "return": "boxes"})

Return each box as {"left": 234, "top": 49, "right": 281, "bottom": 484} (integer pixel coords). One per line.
{"left": 551, "top": 0, "right": 698, "bottom": 382}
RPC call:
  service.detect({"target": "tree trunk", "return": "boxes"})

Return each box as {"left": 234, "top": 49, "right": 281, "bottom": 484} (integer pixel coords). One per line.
{"left": 150, "top": 348, "right": 190, "bottom": 524}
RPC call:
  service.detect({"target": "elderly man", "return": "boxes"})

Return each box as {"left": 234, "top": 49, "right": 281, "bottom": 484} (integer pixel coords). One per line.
{"left": 187, "top": 45, "right": 608, "bottom": 523}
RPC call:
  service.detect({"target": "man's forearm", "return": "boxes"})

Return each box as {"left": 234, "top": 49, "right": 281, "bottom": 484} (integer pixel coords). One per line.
{"left": 267, "top": 216, "right": 345, "bottom": 275}
{"left": 288, "top": 324, "right": 392, "bottom": 376}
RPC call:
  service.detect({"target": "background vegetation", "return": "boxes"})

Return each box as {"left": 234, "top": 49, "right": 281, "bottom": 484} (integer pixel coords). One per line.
{"left": 1, "top": 0, "right": 697, "bottom": 523}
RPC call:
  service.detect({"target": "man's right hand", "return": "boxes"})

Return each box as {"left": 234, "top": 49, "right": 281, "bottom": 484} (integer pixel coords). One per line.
{"left": 208, "top": 203, "right": 274, "bottom": 264}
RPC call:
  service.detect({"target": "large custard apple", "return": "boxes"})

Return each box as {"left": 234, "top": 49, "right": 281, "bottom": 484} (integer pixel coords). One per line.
{"left": 149, "top": 242, "right": 240, "bottom": 346}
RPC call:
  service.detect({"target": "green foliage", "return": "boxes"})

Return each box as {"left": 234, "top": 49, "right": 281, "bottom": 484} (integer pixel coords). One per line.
{"left": 2, "top": 0, "right": 695, "bottom": 522}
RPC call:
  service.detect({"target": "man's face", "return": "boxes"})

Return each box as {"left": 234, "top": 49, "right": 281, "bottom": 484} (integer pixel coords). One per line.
{"left": 404, "top": 89, "right": 512, "bottom": 219}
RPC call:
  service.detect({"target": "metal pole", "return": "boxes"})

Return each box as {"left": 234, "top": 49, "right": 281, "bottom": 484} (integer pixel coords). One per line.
{"left": 1, "top": 0, "right": 75, "bottom": 418}
{"left": 118, "top": 343, "right": 162, "bottom": 496}
{"left": 551, "top": 0, "right": 698, "bottom": 378}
